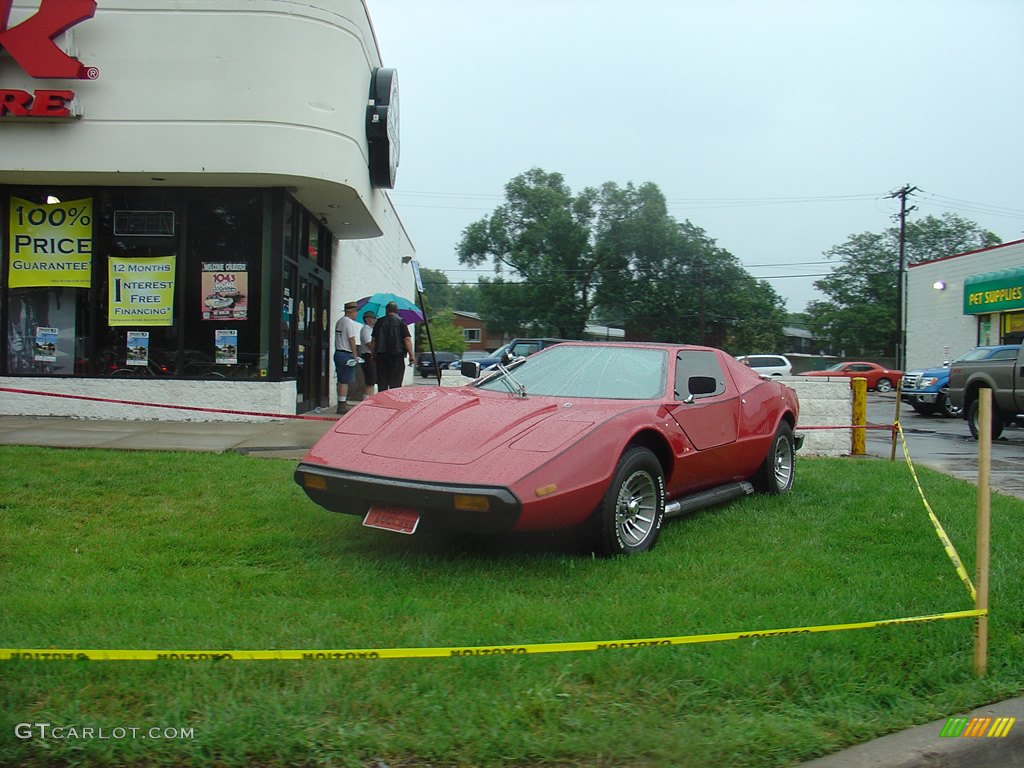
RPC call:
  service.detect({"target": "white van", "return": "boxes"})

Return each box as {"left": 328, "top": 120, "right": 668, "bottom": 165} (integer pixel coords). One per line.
{"left": 735, "top": 355, "right": 793, "bottom": 377}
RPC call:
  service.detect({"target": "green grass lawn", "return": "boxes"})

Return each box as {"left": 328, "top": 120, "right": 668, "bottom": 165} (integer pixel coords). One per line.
{"left": 1, "top": 446, "right": 1021, "bottom": 767}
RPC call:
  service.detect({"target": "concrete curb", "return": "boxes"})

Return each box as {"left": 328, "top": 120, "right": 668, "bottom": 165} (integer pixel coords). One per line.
{"left": 799, "top": 697, "right": 1024, "bottom": 767}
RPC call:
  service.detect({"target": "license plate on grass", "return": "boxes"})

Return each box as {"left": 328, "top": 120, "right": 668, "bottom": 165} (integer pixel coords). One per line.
{"left": 363, "top": 505, "right": 420, "bottom": 535}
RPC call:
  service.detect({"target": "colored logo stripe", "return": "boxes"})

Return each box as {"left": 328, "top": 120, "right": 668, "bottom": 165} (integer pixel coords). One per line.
{"left": 941, "top": 716, "right": 1015, "bottom": 738}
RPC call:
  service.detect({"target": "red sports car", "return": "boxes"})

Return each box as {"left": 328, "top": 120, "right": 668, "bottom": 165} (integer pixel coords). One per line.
{"left": 295, "top": 342, "right": 802, "bottom": 555}
{"left": 802, "top": 361, "right": 902, "bottom": 392}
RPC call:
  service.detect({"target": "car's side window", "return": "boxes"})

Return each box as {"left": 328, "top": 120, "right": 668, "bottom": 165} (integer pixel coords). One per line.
{"left": 992, "top": 349, "right": 1019, "bottom": 360}
{"left": 675, "top": 351, "right": 727, "bottom": 400}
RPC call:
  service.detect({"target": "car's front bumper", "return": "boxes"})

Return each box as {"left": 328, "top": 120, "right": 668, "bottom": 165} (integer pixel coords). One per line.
{"left": 294, "top": 463, "right": 522, "bottom": 534}
{"left": 901, "top": 391, "right": 939, "bottom": 404}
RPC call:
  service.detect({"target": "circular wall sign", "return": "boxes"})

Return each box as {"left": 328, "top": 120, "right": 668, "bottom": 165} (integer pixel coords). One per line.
{"left": 367, "top": 68, "right": 400, "bottom": 189}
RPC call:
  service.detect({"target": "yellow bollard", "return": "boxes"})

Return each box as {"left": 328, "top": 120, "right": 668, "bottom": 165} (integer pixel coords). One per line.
{"left": 851, "top": 377, "right": 867, "bottom": 455}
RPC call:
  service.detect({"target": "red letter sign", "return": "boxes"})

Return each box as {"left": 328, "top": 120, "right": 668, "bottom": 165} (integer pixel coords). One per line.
{"left": 0, "top": 0, "right": 98, "bottom": 80}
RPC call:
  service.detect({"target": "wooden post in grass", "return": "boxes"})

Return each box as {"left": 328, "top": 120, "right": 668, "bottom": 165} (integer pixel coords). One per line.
{"left": 974, "top": 388, "right": 991, "bottom": 677}
{"left": 889, "top": 377, "right": 903, "bottom": 461}
{"left": 851, "top": 378, "right": 866, "bottom": 455}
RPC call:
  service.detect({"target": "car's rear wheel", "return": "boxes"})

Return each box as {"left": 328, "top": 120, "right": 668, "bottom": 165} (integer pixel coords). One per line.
{"left": 875, "top": 378, "right": 894, "bottom": 393}
{"left": 754, "top": 422, "right": 795, "bottom": 494}
{"left": 593, "top": 447, "right": 665, "bottom": 556}
{"left": 968, "top": 398, "right": 1004, "bottom": 440}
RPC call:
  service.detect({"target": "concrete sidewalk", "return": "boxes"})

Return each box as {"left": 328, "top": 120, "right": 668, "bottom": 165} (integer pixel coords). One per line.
{"left": 0, "top": 414, "right": 336, "bottom": 460}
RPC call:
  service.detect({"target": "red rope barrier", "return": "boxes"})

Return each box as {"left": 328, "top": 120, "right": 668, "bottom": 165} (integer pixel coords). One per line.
{"left": 0, "top": 387, "right": 896, "bottom": 432}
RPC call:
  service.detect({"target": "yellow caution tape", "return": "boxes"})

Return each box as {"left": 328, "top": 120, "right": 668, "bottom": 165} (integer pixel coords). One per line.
{"left": 895, "top": 422, "right": 977, "bottom": 602}
{"left": 0, "top": 609, "right": 986, "bottom": 661}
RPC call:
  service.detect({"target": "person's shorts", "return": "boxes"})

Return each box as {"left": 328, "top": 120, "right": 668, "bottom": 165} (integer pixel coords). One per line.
{"left": 334, "top": 350, "right": 356, "bottom": 384}
{"left": 360, "top": 353, "right": 377, "bottom": 386}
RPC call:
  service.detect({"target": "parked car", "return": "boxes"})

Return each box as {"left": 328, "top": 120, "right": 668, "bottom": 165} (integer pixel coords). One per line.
{"left": 448, "top": 351, "right": 490, "bottom": 370}
{"left": 295, "top": 342, "right": 802, "bottom": 556}
{"left": 454, "top": 343, "right": 512, "bottom": 373}
{"left": 948, "top": 344, "right": 1024, "bottom": 440}
{"left": 416, "top": 351, "right": 459, "bottom": 378}
{"left": 802, "top": 361, "right": 902, "bottom": 392}
{"left": 456, "top": 338, "right": 568, "bottom": 377}
{"left": 902, "top": 345, "right": 1020, "bottom": 418}
{"left": 506, "top": 337, "right": 569, "bottom": 357}
{"left": 735, "top": 354, "right": 793, "bottom": 377}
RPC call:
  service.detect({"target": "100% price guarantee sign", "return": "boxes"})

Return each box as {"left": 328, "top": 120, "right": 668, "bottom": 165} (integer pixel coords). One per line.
{"left": 7, "top": 197, "right": 94, "bottom": 289}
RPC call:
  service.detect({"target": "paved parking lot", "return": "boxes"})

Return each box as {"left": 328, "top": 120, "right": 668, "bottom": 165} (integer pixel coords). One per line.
{"left": 865, "top": 393, "right": 1024, "bottom": 499}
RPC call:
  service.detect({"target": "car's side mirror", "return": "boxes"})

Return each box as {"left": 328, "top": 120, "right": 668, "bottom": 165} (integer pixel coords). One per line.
{"left": 460, "top": 360, "right": 481, "bottom": 378}
{"left": 500, "top": 351, "right": 512, "bottom": 365}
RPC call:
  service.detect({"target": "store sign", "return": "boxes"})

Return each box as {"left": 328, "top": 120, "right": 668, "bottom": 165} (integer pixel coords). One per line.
{"left": 8, "top": 196, "right": 93, "bottom": 287}
{"left": 108, "top": 256, "right": 176, "bottom": 326}
{"left": 366, "top": 67, "right": 399, "bottom": 188}
{"left": 963, "top": 267, "right": 1024, "bottom": 315}
{"left": 0, "top": 0, "right": 99, "bottom": 120}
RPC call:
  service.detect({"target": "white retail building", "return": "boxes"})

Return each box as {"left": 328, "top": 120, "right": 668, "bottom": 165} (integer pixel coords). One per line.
{"left": 1, "top": 0, "right": 414, "bottom": 419}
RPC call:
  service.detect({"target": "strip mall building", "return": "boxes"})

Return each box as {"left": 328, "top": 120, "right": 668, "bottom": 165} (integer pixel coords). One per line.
{"left": 906, "top": 239, "right": 1024, "bottom": 368}
{"left": 0, "top": 0, "right": 414, "bottom": 420}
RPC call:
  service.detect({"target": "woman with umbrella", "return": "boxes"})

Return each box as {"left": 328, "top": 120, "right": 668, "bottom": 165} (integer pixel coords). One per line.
{"left": 370, "top": 300, "right": 415, "bottom": 390}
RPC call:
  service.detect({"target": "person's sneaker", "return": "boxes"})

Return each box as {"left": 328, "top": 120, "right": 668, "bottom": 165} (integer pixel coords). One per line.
{"left": 336, "top": 403, "right": 348, "bottom": 415}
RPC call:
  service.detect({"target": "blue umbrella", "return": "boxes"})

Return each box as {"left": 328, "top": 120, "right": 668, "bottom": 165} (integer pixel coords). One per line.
{"left": 356, "top": 293, "right": 424, "bottom": 325}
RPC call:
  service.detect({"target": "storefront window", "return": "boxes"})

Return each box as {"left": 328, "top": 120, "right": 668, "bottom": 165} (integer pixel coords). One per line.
{"left": 3, "top": 185, "right": 330, "bottom": 392}
{"left": 6, "top": 287, "right": 88, "bottom": 375}
{"left": 1002, "top": 312, "right": 1024, "bottom": 345}
{"left": 180, "top": 192, "right": 263, "bottom": 379}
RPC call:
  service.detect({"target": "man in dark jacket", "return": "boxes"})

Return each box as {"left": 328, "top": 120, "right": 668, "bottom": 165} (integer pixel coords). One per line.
{"left": 370, "top": 301, "right": 414, "bottom": 390}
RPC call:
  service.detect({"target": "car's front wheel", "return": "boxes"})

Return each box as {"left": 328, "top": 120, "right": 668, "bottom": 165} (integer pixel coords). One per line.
{"left": 754, "top": 422, "right": 795, "bottom": 494}
{"left": 938, "top": 393, "right": 961, "bottom": 418}
{"left": 593, "top": 447, "right": 665, "bottom": 556}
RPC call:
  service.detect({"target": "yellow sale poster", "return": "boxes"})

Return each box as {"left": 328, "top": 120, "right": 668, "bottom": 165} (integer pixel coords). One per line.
{"left": 108, "top": 256, "right": 176, "bottom": 326}
{"left": 8, "top": 197, "right": 94, "bottom": 288}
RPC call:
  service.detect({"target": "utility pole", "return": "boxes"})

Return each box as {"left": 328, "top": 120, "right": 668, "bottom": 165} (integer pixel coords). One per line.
{"left": 888, "top": 184, "right": 917, "bottom": 371}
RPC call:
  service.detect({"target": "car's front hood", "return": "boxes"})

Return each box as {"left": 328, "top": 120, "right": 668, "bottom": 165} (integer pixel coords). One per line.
{"left": 304, "top": 386, "right": 611, "bottom": 473}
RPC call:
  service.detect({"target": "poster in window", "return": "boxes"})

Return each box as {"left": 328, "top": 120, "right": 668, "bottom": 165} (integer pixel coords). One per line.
{"left": 126, "top": 331, "right": 150, "bottom": 366}
{"left": 8, "top": 197, "right": 93, "bottom": 288}
{"left": 108, "top": 256, "right": 175, "bottom": 326}
{"left": 215, "top": 329, "right": 238, "bottom": 365}
{"left": 33, "top": 327, "right": 58, "bottom": 362}
{"left": 201, "top": 262, "right": 248, "bottom": 321}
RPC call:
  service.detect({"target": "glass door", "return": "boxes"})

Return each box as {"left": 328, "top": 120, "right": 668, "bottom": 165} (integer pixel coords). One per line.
{"left": 295, "top": 269, "right": 329, "bottom": 412}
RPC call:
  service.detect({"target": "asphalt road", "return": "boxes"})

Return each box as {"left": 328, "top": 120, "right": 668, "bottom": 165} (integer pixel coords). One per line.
{"left": 866, "top": 392, "right": 1024, "bottom": 499}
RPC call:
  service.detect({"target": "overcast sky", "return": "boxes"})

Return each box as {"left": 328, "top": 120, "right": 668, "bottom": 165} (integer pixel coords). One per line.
{"left": 368, "top": 0, "right": 1024, "bottom": 313}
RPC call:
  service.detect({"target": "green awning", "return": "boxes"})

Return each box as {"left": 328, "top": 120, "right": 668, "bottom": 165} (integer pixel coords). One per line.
{"left": 963, "top": 266, "right": 1024, "bottom": 314}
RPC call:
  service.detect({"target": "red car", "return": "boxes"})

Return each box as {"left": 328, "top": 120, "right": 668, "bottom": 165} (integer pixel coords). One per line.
{"left": 295, "top": 342, "right": 801, "bottom": 555}
{"left": 802, "top": 361, "right": 902, "bottom": 392}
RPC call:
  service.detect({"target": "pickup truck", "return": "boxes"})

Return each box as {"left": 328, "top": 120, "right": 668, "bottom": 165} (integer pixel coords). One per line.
{"left": 947, "top": 344, "right": 1023, "bottom": 439}
{"left": 902, "top": 345, "right": 1019, "bottom": 418}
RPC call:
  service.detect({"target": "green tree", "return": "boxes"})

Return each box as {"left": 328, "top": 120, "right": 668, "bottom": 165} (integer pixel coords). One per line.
{"left": 807, "top": 213, "right": 1000, "bottom": 355}
{"left": 417, "top": 267, "right": 454, "bottom": 310}
{"left": 457, "top": 168, "right": 601, "bottom": 338}
{"left": 420, "top": 309, "right": 466, "bottom": 354}
{"left": 461, "top": 168, "right": 786, "bottom": 349}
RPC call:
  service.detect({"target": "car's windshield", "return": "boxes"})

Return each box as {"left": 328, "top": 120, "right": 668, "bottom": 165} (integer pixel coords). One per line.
{"left": 824, "top": 362, "right": 846, "bottom": 371}
{"left": 475, "top": 345, "right": 667, "bottom": 399}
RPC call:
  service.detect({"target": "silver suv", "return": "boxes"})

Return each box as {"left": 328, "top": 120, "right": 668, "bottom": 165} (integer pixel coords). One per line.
{"left": 735, "top": 354, "right": 793, "bottom": 377}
